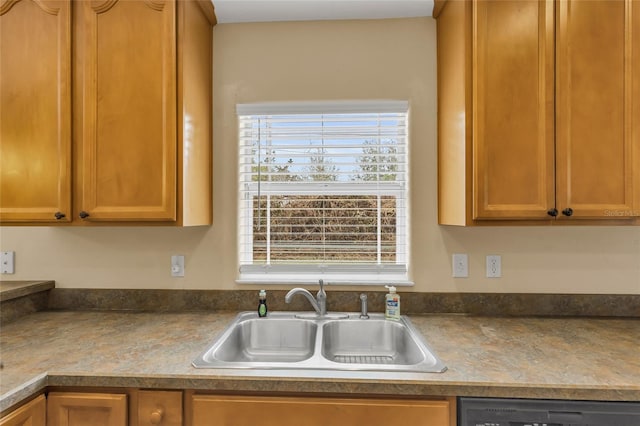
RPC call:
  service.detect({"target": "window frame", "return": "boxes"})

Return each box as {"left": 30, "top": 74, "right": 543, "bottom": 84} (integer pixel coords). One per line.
{"left": 236, "top": 101, "right": 412, "bottom": 286}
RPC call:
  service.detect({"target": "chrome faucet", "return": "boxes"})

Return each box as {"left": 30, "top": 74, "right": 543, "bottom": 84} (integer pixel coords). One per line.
{"left": 285, "top": 279, "right": 327, "bottom": 316}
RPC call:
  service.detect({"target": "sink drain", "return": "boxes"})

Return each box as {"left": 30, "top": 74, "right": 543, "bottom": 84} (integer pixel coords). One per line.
{"left": 332, "top": 354, "right": 395, "bottom": 364}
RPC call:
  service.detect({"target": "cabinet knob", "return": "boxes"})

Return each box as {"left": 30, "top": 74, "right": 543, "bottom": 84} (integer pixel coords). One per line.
{"left": 79, "top": 211, "right": 90, "bottom": 219}
{"left": 54, "top": 212, "right": 66, "bottom": 220}
{"left": 547, "top": 208, "right": 558, "bottom": 217}
{"left": 150, "top": 408, "right": 164, "bottom": 424}
{"left": 562, "top": 208, "right": 574, "bottom": 217}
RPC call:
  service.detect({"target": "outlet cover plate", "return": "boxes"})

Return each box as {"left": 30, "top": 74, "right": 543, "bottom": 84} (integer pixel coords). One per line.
{"left": 486, "top": 255, "right": 501, "bottom": 278}
{"left": 1, "top": 251, "right": 15, "bottom": 274}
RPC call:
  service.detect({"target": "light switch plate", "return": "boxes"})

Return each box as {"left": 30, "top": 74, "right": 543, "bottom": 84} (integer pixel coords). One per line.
{"left": 171, "top": 255, "right": 185, "bottom": 277}
{"left": 1, "top": 251, "right": 15, "bottom": 274}
{"left": 452, "top": 253, "right": 468, "bottom": 278}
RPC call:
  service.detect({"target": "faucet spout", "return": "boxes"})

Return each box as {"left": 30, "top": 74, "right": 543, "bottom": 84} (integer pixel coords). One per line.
{"left": 285, "top": 288, "right": 321, "bottom": 314}
{"left": 285, "top": 280, "right": 328, "bottom": 316}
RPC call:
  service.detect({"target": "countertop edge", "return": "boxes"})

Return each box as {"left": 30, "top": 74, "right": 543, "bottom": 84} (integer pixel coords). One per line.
{"left": 0, "top": 373, "right": 48, "bottom": 414}
{"left": 0, "top": 281, "right": 55, "bottom": 302}
{"left": 1, "top": 371, "right": 636, "bottom": 415}
{"left": 44, "top": 373, "right": 640, "bottom": 401}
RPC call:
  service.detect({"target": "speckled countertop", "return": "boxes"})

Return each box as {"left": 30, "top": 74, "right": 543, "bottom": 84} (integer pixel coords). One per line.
{"left": 1, "top": 311, "right": 639, "bottom": 413}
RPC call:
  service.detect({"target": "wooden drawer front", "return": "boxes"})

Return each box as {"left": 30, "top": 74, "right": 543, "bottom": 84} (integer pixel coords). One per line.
{"left": 192, "top": 395, "right": 450, "bottom": 426}
{"left": 137, "top": 391, "right": 182, "bottom": 426}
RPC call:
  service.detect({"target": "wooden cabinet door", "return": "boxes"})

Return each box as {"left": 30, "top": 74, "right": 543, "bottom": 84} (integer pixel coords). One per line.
{"left": 0, "top": 395, "right": 45, "bottom": 426}
{"left": 191, "top": 395, "right": 451, "bottom": 426}
{"left": 0, "top": 0, "right": 71, "bottom": 223}
{"left": 556, "top": 0, "right": 638, "bottom": 219}
{"left": 75, "top": 0, "right": 177, "bottom": 221}
{"left": 633, "top": 0, "right": 640, "bottom": 218}
{"left": 473, "top": 0, "right": 555, "bottom": 220}
{"left": 47, "top": 392, "right": 126, "bottom": 426}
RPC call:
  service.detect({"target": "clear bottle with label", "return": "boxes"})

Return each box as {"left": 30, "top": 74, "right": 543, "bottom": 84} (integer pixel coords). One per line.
{"left": 258, "top": 289, "right": 268, "bottom": 317}
{"left": 384, "top": 285, "right": 400, "bottom": 320}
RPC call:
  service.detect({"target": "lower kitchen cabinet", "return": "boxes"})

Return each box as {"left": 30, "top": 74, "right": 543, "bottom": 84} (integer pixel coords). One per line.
{"left": 0, "top": 395, "right": 46, "bottom": 426}
{"left": 45, "top": 390, "right": 182, "bottom": 426}
{"left": 189, "top": 394, "right": 454, "bottom": 426}
{"left": 47, "top": 393, "right": 126, "bottom": 426}
{"left": 2, "top": 390, "right": 454, "bottom": 426}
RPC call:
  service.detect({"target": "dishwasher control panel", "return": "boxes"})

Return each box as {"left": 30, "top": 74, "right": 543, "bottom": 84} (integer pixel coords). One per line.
{"left": 470, "top": 424, "right": 561, "bottom": 426}
{"left": 459, "top": 397, "right": 640, "bottom": 426}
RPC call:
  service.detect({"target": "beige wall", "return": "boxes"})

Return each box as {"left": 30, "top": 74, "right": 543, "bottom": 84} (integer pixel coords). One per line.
{"left": 1, "top": 18, "right": 639, "bottom": 294}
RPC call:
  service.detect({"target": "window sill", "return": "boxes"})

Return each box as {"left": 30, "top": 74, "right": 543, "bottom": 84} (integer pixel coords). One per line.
{"left": 236, "top": 277, "right": 414, "bottom": 286}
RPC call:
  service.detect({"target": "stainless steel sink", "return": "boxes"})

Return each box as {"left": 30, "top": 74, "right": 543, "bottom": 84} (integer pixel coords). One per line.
{"left": 193, "top": 312, "right": 447, "bottom": 373}
{"left": 321, "top": 319, "right": 428, "bottom": 366}
{"left": 210, "top": 318, "right": 317, "bottom": 363}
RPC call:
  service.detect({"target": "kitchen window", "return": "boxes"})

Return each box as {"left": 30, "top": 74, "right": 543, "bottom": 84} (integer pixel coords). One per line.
{"left": 237, "top": 101, "right": 409, "bottom": 285}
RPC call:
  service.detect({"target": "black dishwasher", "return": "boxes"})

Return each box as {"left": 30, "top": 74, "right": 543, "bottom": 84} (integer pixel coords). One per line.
{"left": 458, "top": 397, "right": 640, "bottom": 426}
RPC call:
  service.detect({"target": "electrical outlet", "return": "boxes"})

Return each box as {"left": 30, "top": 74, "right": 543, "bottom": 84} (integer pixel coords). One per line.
{"left": 452, "top": 253, "right": 468, "bottom": 278}
{"left": 1, "top": 251, "right": 15, "bottom": 274}
{"left": 171, "top": 255, "right": 185, "bottom": 277}
{"left": 486, "top": 255, "right": 501, "bottom": 278}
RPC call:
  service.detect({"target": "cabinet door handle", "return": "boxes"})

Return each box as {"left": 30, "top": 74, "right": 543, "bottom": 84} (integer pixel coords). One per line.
{"left": 547, "top": 208, "right": 558, "bottom": 217}
{"left": 150, "top": 408, "right": 164, "bottom": 424}
{"left": 79, "top": 211, "right": 90, "bottom": 219}
{"left": 54, "top": 212, "right": 66, "bottom": 220}
{"left": 562, "top": 208, "right": 573, "bottom": 217}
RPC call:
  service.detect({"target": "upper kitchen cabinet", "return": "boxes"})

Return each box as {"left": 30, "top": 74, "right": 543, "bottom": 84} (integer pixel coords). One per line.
{"left": 435, "top": 0, "right": 640, "bottom": 225}
{"left": 0, "top": 0, "right": 214, "bottom": 226}
{"left": 555, "top": 0, "right": 639, "bottom": 220}
{"left": 75, "top": 0, "right": 178, "bottom": 223}
{"left": 0, "top": 0, "right": 72, "bottom": 223}
{"left": 74, "top": 0, "right": 214, "bottom": 225}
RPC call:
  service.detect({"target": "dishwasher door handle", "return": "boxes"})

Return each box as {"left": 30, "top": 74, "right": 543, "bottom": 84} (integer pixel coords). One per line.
{"left": 548, "top": 410, "right": 583, "bottom": 422}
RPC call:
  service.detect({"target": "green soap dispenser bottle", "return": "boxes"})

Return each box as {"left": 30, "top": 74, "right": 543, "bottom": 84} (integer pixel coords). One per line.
{"left": 258, "top": 289, "right": 268, "bottom": 317}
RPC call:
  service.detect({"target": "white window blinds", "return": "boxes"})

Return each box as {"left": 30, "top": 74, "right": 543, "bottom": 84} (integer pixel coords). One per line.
{"left": 237, "top": 101, "right": 409, "bottom": 284}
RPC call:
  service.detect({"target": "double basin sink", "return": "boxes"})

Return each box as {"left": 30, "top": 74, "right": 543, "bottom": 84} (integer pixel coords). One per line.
{"left": 192, "top": 312, "right": 447, "bottom": 373}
